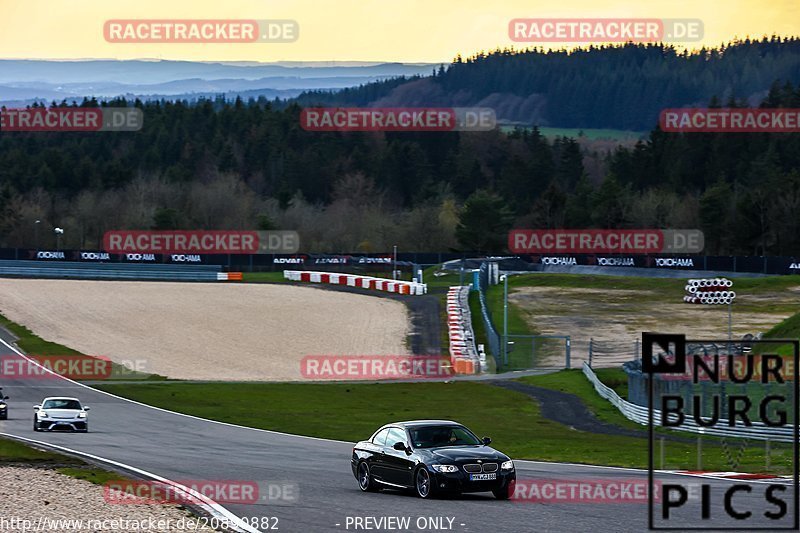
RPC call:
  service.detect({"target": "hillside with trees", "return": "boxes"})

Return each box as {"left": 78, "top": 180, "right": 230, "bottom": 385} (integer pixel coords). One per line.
{"left": 295, "top": 37, "right": 800, "bottom": 131}
{"left": 1, "top": 39, "right": 800, "bottom": 255}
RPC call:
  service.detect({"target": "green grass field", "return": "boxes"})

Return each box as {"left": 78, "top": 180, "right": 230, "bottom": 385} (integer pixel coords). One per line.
{"left": 499, "top": 126, "right": 646, "bottom": 141}
{"left": 96, "top": 371, "right": 793, "bottom": 473}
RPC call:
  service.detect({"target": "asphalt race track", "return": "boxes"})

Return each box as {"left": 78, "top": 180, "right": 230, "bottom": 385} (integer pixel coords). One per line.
{"left": 0, "top": 338, "right": 796, "bottom": 533}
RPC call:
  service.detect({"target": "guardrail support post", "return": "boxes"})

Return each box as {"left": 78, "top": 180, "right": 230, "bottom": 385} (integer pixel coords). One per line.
{"left": 765, "top": 439, "right": 771, "bottom": 470}
{"left": 697, "top": 436, "right": 702, "bottom": 471}
{"left": 588, "top": 338, "right": 593, "bottom": 368}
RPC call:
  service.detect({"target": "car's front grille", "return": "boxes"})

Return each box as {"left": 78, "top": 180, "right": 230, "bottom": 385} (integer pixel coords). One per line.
{"left": 463, "top": 463, "right": 497, "bottom": 473}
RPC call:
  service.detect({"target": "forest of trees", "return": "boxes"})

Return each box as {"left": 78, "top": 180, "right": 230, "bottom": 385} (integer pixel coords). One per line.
{"left": 296, "top": 37, "right": 800, "bottom": 130}
{"left": 1, "top": 39, "right": 800, "bottom": 255}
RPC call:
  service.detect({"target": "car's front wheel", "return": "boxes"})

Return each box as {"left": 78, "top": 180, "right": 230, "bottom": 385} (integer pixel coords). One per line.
{"left": 415, "top": 466, "right": 435, "bottom": 499}
{"left": 357, "top": 462, "right": 379, "bottom": 492}
{"left": 33, "top": 418, "right": 40, "bottom": 432}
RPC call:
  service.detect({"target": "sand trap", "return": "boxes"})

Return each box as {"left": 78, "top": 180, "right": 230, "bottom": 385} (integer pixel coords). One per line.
{"left": 0, "top": 279, "right": 409, "bottom": 381}
{"left": 510, "top": 286, "right": 798, "bottom": 368}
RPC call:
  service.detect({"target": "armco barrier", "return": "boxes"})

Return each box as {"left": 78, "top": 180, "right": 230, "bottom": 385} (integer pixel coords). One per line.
{"left": 0, "top": 260, "right": 239, "bottom": 282}
{"left": 283, "top": 271, "right": 426, "bottom": 295}
{"left": 583, "top": 362, "right": 793, "bottom": 443}
{"left": 477, "top": 263, "right": 502, "bottom": 367}
{"left": 447, "top": 286, "right": 480, "bottom": 374}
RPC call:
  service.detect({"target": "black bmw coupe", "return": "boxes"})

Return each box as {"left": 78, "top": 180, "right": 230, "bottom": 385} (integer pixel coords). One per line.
{"left": 351, "top": 420, "right": 515, "bottom": 499}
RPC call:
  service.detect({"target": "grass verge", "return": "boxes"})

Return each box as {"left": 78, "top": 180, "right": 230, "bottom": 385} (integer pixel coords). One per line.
{"left": 0, "top": 436, "right": 122, "bottom": 485}
{"left": 95, "top": 378, "right": 792, "bottom": 473}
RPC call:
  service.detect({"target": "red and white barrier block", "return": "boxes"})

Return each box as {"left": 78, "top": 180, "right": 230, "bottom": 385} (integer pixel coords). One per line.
{"left": 283, "top": 271, "right": 427, "bottom": 295}
{"left": 447, "top": 286, "right": 481, "bottom": 375}
{"left": 217, "top": 272, "right": 243, "bottom": 281}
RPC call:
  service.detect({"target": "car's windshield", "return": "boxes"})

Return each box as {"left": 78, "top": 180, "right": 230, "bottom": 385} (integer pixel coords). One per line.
{"left": 409, "top": 425, "right": 481, "bottom": 448}
{"left": 42, "top": 399, "right": 81, "bottom": 410}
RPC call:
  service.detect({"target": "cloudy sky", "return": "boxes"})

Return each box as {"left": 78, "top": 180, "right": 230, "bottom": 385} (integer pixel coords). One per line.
{"left": 1, "top": 0, "right": 797, "bottom": 62}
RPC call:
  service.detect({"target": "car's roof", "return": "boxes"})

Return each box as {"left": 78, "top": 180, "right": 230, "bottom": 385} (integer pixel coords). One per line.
{"left": 385, "top": 420, "right": 463, "bottom": 428}
{"left": 42, "top": 397, "right": 81, "bottom": 402}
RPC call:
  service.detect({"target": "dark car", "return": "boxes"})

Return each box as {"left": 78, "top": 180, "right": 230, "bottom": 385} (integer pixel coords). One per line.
{"left": 0, "top": 388, "right": 8, "bottom": 420}
{"left": 351, "top": 420, "right": 515, "bottom": 499}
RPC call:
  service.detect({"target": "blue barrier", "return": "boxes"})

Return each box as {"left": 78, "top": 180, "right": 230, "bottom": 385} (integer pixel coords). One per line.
{"left": 0, "top": 260, "right": 222, "bottom": 281}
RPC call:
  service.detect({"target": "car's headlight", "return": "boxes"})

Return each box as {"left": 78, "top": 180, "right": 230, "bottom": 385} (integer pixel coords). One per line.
{"left": 501, "top": 460, "right": 514, "bottom": 471}
{"left": 0, "top": 404, "right": 6, "bottom": 409}
{"left": 431, "top": 464, "right": 458, "bottom": 473}
{"left": 77, "top": 412, "right": 87, "bottom": 418}
{"left": 38, "top": 411, "right": 48, "bottom": 418}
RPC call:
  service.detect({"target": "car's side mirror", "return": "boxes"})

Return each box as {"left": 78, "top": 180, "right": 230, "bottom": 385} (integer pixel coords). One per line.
{"left": 84, "top": 406, "right": 91, "bottom": 411}
{"left": 3, "top": 396, "right": 8, "bottom": 400}
{"left": 33, "top": 405, "right": 41, "bottom": 411}
{"left": 482, "top": 436, "right": 492, "bottom": 445}
{"left": 392, "top": 441, "right": 406, "bottom": 451}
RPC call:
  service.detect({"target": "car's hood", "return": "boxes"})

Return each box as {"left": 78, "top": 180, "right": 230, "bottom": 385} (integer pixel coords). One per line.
{"left": 42, "top": 409, "right": 83, "bottom": 418}
{"left": 427, "top": 446, "right": 508, "bottom": 462}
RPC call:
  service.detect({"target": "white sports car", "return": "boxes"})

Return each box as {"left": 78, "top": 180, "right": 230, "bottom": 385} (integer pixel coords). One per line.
{"left": 33, "top": 397, "right": 90, "bottom": 432}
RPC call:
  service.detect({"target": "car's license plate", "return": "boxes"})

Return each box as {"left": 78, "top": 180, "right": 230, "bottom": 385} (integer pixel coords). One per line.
{"left": 469, "top": 473, "right": 496, "bottom": 481}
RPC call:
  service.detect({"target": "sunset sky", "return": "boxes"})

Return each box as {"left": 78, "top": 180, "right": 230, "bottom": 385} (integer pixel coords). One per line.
{"left": 1, "top": 0, "right": 797, "bottom": 63}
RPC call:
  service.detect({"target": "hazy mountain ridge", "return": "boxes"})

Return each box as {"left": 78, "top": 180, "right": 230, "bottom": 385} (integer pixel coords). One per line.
{"left": 0, "top": 59, "right": 437, "bottom": 105}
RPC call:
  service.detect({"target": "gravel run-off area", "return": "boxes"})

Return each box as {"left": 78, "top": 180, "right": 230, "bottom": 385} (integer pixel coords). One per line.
{"left": 0, "top": 279, "right": 410, "bottom": 381}
{"left": 0, "top": 465, "right": 218, "bottom": 532}
{"left": 510, "top": 285, "right": 800, "bottom": 368}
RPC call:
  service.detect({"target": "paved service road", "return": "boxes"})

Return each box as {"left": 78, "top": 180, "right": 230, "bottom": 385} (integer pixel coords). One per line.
{"left": 0, "top": 338, "right": 795, "bottom": 532}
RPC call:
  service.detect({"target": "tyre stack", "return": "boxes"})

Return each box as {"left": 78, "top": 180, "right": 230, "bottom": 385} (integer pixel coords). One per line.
{"left": 683, "top": 278, "right": 735, "bottom": 305}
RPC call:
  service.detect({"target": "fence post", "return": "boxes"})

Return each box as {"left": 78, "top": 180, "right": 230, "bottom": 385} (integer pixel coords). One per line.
{"left": 565, "top": 337, "right": 571, "bottom": 369}
{"left": 588, "top": 338, "right": 593, "bottom": 368}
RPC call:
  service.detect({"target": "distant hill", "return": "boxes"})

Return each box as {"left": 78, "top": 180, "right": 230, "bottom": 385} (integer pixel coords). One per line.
{"left": 0, "top": 59, "right": 437, "bottom": 106}
{"left": 294, "top": 38, "right": 800, "bottom": 130}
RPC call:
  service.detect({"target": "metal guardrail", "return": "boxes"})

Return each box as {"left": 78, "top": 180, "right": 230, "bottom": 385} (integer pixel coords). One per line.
{"left": 477, "top": 263, "right": 501, "bottom": 367}
{"left": 583, "top": 362, "right": 795, "bottom": 443}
